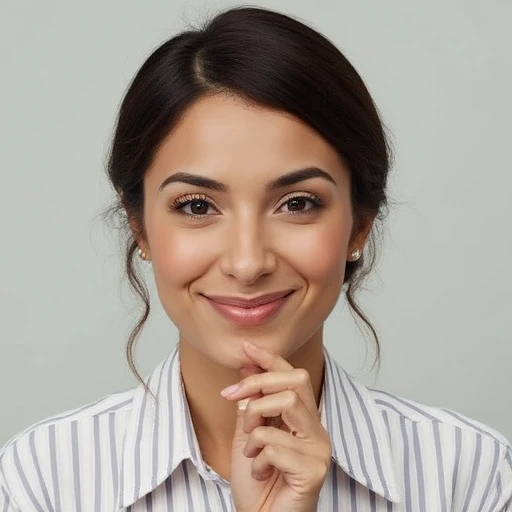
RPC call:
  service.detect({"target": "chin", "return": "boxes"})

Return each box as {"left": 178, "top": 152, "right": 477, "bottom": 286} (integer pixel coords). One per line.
{"left": 207, "top": 329, "right": 296, "bottom": 368}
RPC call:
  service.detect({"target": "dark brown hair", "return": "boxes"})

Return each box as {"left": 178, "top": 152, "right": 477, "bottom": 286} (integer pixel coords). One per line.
{"left": 103, "top": 5, "right": 394, "bottom": 398}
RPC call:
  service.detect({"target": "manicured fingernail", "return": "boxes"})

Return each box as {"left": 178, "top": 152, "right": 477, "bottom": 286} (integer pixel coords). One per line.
{"left": 220, "top": 384, "right": 240, "bottom": 397}
{"left": 244, "top": 340, "right": 261, "bottom": 351}
{"left": 237, "top": 399, "right": 250, "bottom": 411}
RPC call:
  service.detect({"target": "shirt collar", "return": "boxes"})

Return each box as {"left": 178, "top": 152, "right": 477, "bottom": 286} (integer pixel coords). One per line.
{"left": 116, "top": 344, "right": 402, "bottom": 509}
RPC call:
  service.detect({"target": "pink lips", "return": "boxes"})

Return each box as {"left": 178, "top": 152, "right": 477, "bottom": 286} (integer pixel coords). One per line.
{"left": 203, "top": 291, "right": 294, "bottom": 326}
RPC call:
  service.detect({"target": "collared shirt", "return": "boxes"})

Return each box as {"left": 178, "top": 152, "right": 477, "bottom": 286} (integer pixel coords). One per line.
{"left": 1, "top": 343, "right": 511, "bottom": 511}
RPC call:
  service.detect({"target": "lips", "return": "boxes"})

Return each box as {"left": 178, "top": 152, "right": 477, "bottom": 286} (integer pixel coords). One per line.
{"left": 203, "top": 290, "right": 294, "bottom": 308}
{"left": 202, "top": 290, "right": 294, "bottom": 326}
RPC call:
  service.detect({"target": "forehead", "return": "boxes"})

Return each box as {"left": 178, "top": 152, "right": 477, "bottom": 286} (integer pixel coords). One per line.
{"left": 147, "top": 94, "right": 347, "bottom": 184}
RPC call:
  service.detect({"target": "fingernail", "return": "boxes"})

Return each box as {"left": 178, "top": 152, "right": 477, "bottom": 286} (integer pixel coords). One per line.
{"left": 244, "top": 340, "right": 260, "bottom": 351}
{"left": 237, "top": 398, "right": 250, "bottom": 411}
{"left": 220, "top": 384, "right": 240, "bottom": 397}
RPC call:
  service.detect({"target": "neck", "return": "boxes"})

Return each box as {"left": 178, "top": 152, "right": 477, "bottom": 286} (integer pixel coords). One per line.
{"left": 178, "top": 332, "right": 326, "bottom": 473}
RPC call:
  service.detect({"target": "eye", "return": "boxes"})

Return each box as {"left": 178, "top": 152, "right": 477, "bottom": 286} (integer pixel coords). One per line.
{"left": 169, "top": 194, "right": 220, "bottom": 217}
{"left": 277, "top": 193, "right": 323, "bottom": 214}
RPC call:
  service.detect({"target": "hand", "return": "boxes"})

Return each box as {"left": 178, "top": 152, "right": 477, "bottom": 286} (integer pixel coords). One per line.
{"left": 222, "top": 340, "right": 332, "bottom": 512}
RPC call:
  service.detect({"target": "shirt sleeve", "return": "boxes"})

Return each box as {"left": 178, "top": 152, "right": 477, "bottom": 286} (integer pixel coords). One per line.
{"left": 0, "top": 476, "right": 21, "bottom": 512}
{"left": 492, "top": 444, "right": 512, "bottom": 511}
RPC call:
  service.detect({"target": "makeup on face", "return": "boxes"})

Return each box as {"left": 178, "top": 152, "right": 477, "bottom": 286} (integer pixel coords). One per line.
{"left": 143, "top": 95, "right": 353, "bottom": 365}
{"left": 201, "top": 290, "right": 296, "bottom": 327}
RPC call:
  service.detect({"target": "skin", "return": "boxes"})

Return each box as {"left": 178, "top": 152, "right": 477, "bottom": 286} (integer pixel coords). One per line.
{"left": 130, "top": 93, "right": 373, "bottom": 509}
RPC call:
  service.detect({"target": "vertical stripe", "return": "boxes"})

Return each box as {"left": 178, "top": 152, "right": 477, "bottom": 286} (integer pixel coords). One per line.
{"left": 451, "top": 426, "right": 462, "bottom": 500}
{"left": 461, "top": 433, "right": 482, "bottom": 510}
{"left": 330, "top": 460, "right": 338, "bottom": 512}
{"left": 347, "top": 376, "right": 390, "bottom": 498}
{"left": 198, "top": 473, "right": 212, "bottom": 512}
{"left": 369, "top": 489, "right": 377, "bottom": 512}
{"left": 332, "top": 364, "right": 372, "bottom": 485}
{"left": 93, "top": 415, "right": 102, "bottom": 512}
{"left": 432, "top": 421, "right": 447, "bottom": 512}
{"left": 12, "top": 441, "right": 41, "bottom": 509}
{"left": 1, "top": 346, "right": 510, "bottom": 510}
{"left": 1, "top": 484, "right": 11, "bottom": 512}
{"left": 382, "top": 410, "right": 394, "bottom": 512}
{"left": 145, "top": 490, "right": 153, "bottom": 511}
{"left": 476, "top": 440, "right": 500, "bottom": 510}
{"left": 48, "top": 424, "right": 61, "bottom": 510}
{"left": 71, "top": 420, "right": 82, "bottom": 512}
{"left": 216, "top": 484, "right": 228, "bottom": 512}
{"left": 133, "top": 374, "right": 153, "bottom": 503}
{"left": 325, "top": 354, "right": 353, "bottom": 472}
{"left": 411, "top": 422, "right": 426, "bottom": 512}
{"left": 165, "top": 472, "right": 173, "bottom": 512}
{"left": 151, "top": 362, "right": 167, "bottom": 491}
{"left": 399, "top": 416, "right": 412, "bottom": 510}
{"left": 28, "top": 429, "right": 52, "bottom": 510}
{"left": 349, "top": 473, "right": 356, "bottom": 510}
{"left": 183, "top": 395, "right": 201, "bottom": 468}
{"left": 167, "top": 350, "right": 177, "bottom": 474}
{"left": 182, "top": 461, "right": 194, "bottom": 510}
{"left": 108, "top": 413, "right": 119, "bottom": 505}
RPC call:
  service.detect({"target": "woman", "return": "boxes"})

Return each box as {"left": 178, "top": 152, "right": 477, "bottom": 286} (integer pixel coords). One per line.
{"left": 0, "top": 5, "right": 510, "bottom": 511}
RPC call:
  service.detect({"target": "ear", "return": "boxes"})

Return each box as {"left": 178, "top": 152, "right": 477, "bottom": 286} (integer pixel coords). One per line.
{"left": 348, "top": 213, "right": 375, "bottom": 258}
{"left": 119, "top": 191, "right": 150, "bottom": 257}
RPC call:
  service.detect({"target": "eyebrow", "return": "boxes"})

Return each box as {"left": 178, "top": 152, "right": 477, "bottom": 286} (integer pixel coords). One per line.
{"left": 158, "top": 166, "right": 337, "bottom": 193}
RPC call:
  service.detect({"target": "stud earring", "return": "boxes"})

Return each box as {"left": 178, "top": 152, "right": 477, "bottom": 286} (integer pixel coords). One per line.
{"left": 350, "top": 249, "right": 361, "bottom": 261}
{"left": 137, "top": 247, "right": 149, "bottom": 262}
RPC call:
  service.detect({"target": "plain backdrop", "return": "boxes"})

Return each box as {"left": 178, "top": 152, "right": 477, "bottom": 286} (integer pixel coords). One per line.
{"left": 1, "top": 0, "right": 511, "bottom": 447}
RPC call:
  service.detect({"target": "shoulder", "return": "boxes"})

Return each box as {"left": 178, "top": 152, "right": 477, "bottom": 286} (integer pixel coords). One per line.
{"left": 369, "top": 386, "right": 510, "bottom": 446}
{"left": 0, "top": 387, "right": 136, "bottom": 508}
{"left": 369, "top": 386, "right": 512, "bottom": 508}
{"left": 0, "top": 387, "right": 135, "bottom": 457}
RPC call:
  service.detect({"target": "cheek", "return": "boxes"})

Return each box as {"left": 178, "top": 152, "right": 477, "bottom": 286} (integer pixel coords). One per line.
{"left": 150, "top": 226, "right": 215, "bottom": 287}
{"left": 278, "top": 220, "right": 349, "bottom": 282}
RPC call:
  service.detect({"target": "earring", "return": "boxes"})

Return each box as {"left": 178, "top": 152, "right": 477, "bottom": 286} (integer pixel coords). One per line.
{"left": 137, "top": 247, "right": 149, "bottom": 262}
{"left": 350, "top": 249, "right": 361, "bottom": 261}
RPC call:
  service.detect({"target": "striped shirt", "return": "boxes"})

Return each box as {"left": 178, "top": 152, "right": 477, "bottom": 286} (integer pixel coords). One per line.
{"left": 1, "top": 343, "right": 511, "bottom": 511}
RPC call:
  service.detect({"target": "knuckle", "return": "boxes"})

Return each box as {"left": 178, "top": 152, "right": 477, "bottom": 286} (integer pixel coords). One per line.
{"left": 309, "top": 457, "right": 330, "bottom": 481}
{"left": 243, "top": 374, "right": 257, "bottom": 389}
{"left": 313, "top": 462, "right": 329, "bottom": 481}
{"left": 319, "top": 440, "right": 333, "bottom": 464}
{"left": 283, "top": 389, "right": 298, "bottom": 407}
{"left": 263, "top": 444, "right": 278, "bottom": 458}
{"left": 251, "top": 425, "right": 266, "bottom": 442}
{"left": 294, "top": 368, "right": 310, "bottom": 386}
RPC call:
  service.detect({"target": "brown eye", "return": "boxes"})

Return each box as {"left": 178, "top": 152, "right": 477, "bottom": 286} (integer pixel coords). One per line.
{"left": 277, "top": 194, "right": 322, "bottom": 214}
{"left": 171, "top": 196, "right": 220, "bottom": 217}
{"left": 287, "top": 198, "right": 307, "bottom": 211}
{"left": 189, "top": 200, "right": 209, "bottom": 215}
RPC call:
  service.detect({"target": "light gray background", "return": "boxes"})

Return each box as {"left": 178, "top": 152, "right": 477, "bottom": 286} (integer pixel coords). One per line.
{"left": 1, "top": 0, "right": 510, "bottom": 447}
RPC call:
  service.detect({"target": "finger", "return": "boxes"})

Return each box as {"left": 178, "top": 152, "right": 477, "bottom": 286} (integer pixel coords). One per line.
{"left": 239, "top": 364, "right": 262, "bottom": 379}
{"left": 233, "top": 365, "right": 265, "bottom": 443}
{"left": 236, "top": 365, "right": 264, "bottom": 412}
{"left": 242, "top": 340, "right": 294, "bottom": 372}
{"left": 222, "top": 368, "right": 318, "bottom": 416}
{"left": 243, "top": 389, "right": 319, "bottom": 437}
{"left": 243, "top": 425, "right": 304, "bottom": 459}
{"left": 251, "top": 444, "right": 330, "bottom": 487}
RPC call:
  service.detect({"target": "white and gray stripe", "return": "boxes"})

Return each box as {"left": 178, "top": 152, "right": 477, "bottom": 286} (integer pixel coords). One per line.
{"left": 1, "top": 344, "right": 511, "bottom": 511}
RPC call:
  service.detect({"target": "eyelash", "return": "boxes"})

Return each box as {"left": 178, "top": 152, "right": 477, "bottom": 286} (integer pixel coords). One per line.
{"left": 168, "top": 192, "right": 324, "bottom": 219}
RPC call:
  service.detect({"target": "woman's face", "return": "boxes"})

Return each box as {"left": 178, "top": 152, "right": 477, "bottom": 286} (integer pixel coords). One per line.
{"left": 140, "top": 94, "right": 365, "bottom": 369}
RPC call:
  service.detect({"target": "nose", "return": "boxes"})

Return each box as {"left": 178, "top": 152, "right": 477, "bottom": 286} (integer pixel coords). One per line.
{"left": 219, "top": 216, "right": 277, "bottom": 285}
